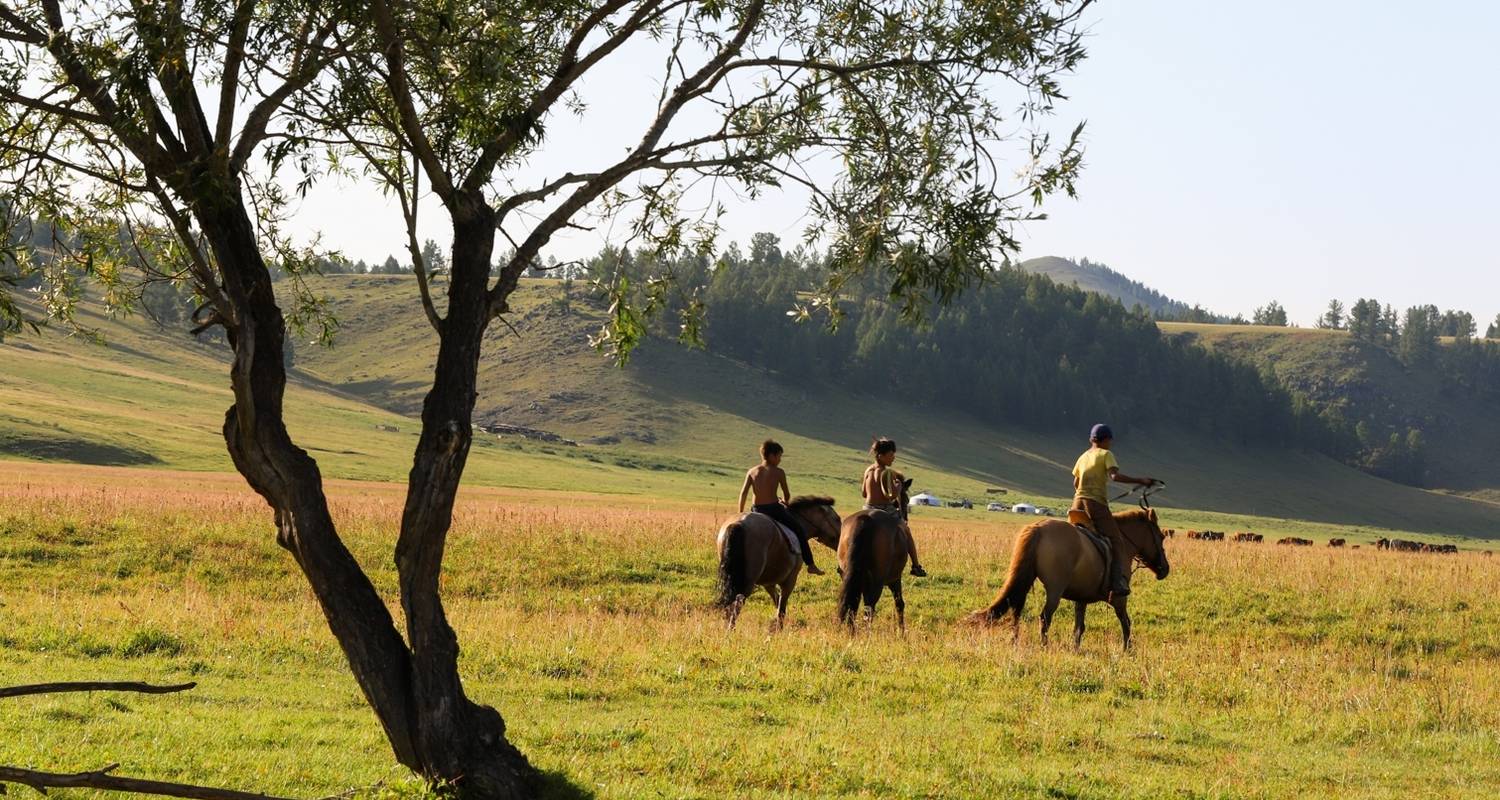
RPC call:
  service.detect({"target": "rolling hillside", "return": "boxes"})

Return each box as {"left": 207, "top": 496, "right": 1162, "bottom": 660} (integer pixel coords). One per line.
{"left": 1161, "top": 322, "right": 1500, "bottom": 504}
{"left": 2, "top": 274, "right": 1497, "bottom": 536}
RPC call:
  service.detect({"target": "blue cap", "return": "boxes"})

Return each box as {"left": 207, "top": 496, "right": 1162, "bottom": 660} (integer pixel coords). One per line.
{"left": 1090, "top": 423, "right": 1113, "bottom": 442}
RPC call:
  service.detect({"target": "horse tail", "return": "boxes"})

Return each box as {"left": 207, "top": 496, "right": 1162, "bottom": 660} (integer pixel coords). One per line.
{"left": 983, "top": 525, "right": 1040, "bottom": 622}
{"left": 715, "top": 521, "right": 752, "bottom": 608}
{"left": 838, "top": 516, "right": 875, "bottom": 625}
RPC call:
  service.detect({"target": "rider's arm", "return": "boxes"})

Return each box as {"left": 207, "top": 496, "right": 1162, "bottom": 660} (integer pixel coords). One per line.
{"left": 1108, "top": 467, "right": 1156, "bottom": 486}
{"left": 778, "top": 471, "right": 791, "bottom": 504}
{"left": 737, "top": 471, "right": 753, "bottom": 512}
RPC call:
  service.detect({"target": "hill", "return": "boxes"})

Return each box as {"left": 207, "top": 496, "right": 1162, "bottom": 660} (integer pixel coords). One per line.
{"left": 1017, "top": 256, "right": 1209, "bottom": 319}
{"left": 1160, "top": 322, "right": 1500, "bottom": 505}
{"left": 3, "top": 274, "right": 1497, "bottom": 536}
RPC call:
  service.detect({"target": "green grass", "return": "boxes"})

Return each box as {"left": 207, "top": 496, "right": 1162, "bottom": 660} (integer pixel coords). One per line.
{"left": 2, "top": 468, "right": 1499, "bottom": 799}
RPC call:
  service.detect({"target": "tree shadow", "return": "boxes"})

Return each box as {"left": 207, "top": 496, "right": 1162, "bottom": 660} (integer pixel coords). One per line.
{"left": 532, "top": 768, "right": 595, "bottom": 800}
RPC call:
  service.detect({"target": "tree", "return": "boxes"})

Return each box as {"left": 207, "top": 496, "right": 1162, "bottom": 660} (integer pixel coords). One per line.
{"left": 1315, "top": 299, "right": 1344, "bottom": 330}
{"left": 1489, "top": 313, "right": 1500, "bottom": 340}
{"left": 1438, "top": 309, "right": 1476, "bottom": 341}
{"left": 1252, "top": 300, "right": 1288, "bottom": 326}
{"left": 1399, "top": 304, "right": 1440, "bottom": 366}
{"left": 1347, "top": 298, "right": 1381, "bottom": 341}
{"left": 2, "top": 0, "right": 1094, "bottom": 796}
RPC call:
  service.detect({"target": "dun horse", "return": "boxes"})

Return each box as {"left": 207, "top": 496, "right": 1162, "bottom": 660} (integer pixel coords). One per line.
{"left": 715, "top": 496, "right": 840, "bottom": 629}
{"left": 971, "top": 507, "right": 1169, "bottom": 648}
{"left": 837, "top": 478, "right": 915, "bottom": 631}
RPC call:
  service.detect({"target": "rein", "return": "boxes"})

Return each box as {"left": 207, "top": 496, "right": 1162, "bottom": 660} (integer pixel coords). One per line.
{"left": 1111, "top": 481, "right": 1166, "bottom": 506}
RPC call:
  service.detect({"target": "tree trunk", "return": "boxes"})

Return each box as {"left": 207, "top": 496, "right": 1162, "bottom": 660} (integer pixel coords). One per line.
{"left": 394, "top": 194, "right": 534, "bottom": 797}
{"left": 194, "top": 194, "right": 429, "bottom": 770}
{"left": 191, "top": 183, "right": 531, "bottom": 797}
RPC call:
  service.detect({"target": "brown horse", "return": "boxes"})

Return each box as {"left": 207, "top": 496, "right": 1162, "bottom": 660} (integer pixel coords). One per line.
{"left": 837, "top": 478, "right": 914, "bottom": 632}
{"left": 715, "top": 496, "right": 841, "bottom": 630}
{"left": 971, "top": 508, "right": 1169, "bottom": 649}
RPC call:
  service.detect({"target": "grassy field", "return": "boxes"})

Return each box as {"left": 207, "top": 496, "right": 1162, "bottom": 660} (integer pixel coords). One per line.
{"left": 4, "top": 276, "right": 1498, "bottom": 537}
{"left": 3, "top": 463, "right": 1500, "bottom": 799}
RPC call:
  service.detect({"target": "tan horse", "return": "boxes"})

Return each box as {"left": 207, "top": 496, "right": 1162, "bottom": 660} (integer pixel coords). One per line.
{"left": 971, "top": 508, "right": 1169, "bottom": 649}
{"left": 837, "top": 478, "right": 914, "bottom": 632}
{"left": 715, "top": 496, "right": 841, "bottom": 630}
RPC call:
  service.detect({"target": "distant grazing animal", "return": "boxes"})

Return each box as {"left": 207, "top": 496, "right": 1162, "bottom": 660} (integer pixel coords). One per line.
{"left": 838, "top": 478, "right": 915, "bottom": 631}
{"left": 1163, "top": 529, "right": 1175, "bottom": 539}
{"left": 1186, "top": 530, "right": 1202, "bottom": 540}
{"left": 1233, "top": 532, "right": 1263, "bottom": 543}
{"left": 1375, "top": 538, "right": 1390, "bottom": 550}
{"left": 1390, "top": 539, "right": 1424, "bottom": 552}
{"left": 715, "top": 497, "right": 841, "bottom": 630}
{"left": 1351, "top": 545, "right": 1361, "bottom": 550}
{"left": 1328, "top": 538, "right": 1345, "bottom": 547}
{"left": 1276, "top": 537, "right": 1313, "bottom": 546}
{"left": 1201, "top": 531, "right": 1225, "bottom": 541}
{"left": 1484, "top": 550, "right": 1494, "bottom": 557}
{"left": 968, "top": 507, "right": 1170, "bottom": 649}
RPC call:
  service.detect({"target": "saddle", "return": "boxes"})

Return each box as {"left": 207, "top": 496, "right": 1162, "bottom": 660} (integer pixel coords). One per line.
{"left": 748, "top": 512, "right": 801, "bottom": 559}
{"left": 1068, "top": 509, "right": 1113, "bottom": 597}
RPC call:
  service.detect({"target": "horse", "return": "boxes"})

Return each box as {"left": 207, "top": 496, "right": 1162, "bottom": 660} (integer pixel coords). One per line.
{"left": 969, "top": 507, "right": 1169, "bottom": 649}
{"left": 837, "top": 478, "right": 915, "bottom": 632}
{"left": 715, "top": 496, "right": 841, "bottom": 630}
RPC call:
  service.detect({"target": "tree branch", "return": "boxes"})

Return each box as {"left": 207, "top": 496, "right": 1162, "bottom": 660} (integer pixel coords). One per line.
{"left": 367, "top": 0, "right": 455, "bottom": 201}
{"left": 460, "top": 0, "right": 668, "bottom": 192}
{"left": 0, "top": 681, "right": 196, "bottom": 699}
{"left": 0, "top": 764, "right": 296, "bottom": 800}
{"left": 215, "top": 0, "right": 256, "bottom": 150}
{"left": 228, "top": 17, "right": 340, "bottom": 174}
{"left": 487, "top": 0, "right": 768, "bottom": 313}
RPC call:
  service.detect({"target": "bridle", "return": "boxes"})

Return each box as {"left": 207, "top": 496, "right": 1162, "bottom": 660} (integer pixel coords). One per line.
{"left": 1115, "top": 481, "right": 1167, "bottom": 574}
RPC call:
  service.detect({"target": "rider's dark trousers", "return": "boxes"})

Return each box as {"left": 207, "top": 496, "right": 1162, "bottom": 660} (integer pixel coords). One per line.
{"left": 1072, "top": 497, "right": 1129, "bottom": 595}
{"left": 753, "top": 503, "right": 818, "bottom": 570}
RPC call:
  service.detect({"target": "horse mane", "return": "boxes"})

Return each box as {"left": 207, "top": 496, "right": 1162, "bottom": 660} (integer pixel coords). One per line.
{"left": 788, "top": 495, "right": 835, "bottom": 512}
{"left": 1113, "top": 508, "right": 1153, "bottom": 523}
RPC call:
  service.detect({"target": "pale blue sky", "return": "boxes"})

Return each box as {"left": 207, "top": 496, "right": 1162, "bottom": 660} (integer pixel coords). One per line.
{"left": 290, "top": 2, "right": 1500, "bottom": 328}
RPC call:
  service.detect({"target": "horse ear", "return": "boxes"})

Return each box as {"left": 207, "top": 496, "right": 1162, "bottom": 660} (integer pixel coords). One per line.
{"left": 1147, "top": 508, "right": 1158, "bottom": 522}
{"left": 902, "top": 478, "right": 914, "bottom": 490}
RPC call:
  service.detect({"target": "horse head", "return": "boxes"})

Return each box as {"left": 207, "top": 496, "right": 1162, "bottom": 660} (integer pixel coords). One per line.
{"left": 1124, "top": 507, "right": 1170, "bottom": 580}
{"left": 788, "top": 496, "right": 841, "bottom": 549}
{"left": 899, "top": 478, "right": 914, "bottom": 521}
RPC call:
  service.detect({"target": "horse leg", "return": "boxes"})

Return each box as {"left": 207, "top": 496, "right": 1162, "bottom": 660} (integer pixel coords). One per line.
{"left": 1039, "top": 585, "right": 1063, "bottom": 646}
{"left": 765, "top": 586, "right": 783, "bottom": 632}
{"left": 774, "top": 582, "right": 793, "bottom": 632}
{"left": 862, "top": 583, "right": 883, "bottom": 628}
{"left": 890, "top": 580, "right": 906, "bottom": 635}
{"left": 1112, "top": 596, "right": 1133, "bottom": 650}
{"left": 727, "top": 593, "right": 747, "bottom": 631}
{"left": 1073, "top": 601, "right": 1087, "bottom": 650}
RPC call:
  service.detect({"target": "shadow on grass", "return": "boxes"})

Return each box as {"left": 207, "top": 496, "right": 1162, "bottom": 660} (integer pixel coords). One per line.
{"left": 0, "top": 432, "right": 161, "bottom": 466}
{"left": 533, "top": 769, "right": 595, "bottom": 800}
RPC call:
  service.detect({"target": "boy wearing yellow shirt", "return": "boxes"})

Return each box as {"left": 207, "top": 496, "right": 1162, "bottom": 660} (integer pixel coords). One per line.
{"left": 1072, "top": 424, "right": 1157, "bottom": 598}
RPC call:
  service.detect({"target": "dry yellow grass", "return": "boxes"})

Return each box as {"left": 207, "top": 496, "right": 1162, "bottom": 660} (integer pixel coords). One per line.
{"left": 3, "top": 463, "right": 1499, "bottom": 798}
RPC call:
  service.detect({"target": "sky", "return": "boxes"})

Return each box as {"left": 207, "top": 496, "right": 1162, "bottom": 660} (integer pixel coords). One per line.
{"left": 287, "top": 2, "right": 1500, "bottom": 328}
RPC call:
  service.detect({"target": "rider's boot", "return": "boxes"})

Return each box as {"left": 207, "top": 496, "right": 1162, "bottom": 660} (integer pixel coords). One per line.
{"left": 799, "top": 535, "right": 825, "bottom": 575}
{"left": 1108, "top": 556, "right": 1130, "bottom": 599}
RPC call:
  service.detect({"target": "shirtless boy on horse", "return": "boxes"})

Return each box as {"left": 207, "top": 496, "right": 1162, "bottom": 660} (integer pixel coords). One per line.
{"left": 861, "top": 437, "right": 927, "bottom": 578}
{"left": 739, "top": 439, "right": 823, "bottom": 575}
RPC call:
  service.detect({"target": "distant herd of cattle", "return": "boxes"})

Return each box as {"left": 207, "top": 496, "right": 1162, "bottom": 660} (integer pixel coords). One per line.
{"left": 1163, "top": 530, "right": 1482, "bottom": 554}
